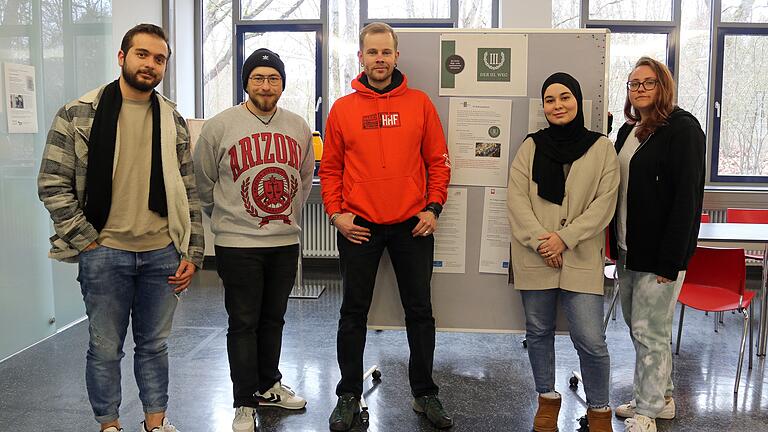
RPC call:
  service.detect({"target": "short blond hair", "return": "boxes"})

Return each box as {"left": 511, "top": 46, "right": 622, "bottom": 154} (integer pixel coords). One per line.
{"left": 359, "top": 22, "right": 398, "bottom": 51}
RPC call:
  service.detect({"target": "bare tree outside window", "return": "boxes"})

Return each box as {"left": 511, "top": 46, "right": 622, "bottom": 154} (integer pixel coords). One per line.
{"left": 552, "top": 0, "right": 580, "bottom": 29}
{"left": 367, "top": 0, "right": 450, "bottom": 18}
{"left": 0, "top": 0, "right": 32, "bottom": 25}
{"left": 240, "top": 0, "right": 320, "bottom": 20}
{"left": 329, "top": 0, "right": 359, "bottom": 110}
{"left": 608, "top": 33, "right": 667, "bottom": 139}
{"left": 719, "top": 34, "right": 768, "bottom": 176}
{"left": 678, "top": 0, "right": 710, "bottom": 132}
{"left": 589, "top": 0, "right": 672, "bottom": 21}
{"left": 459, "top": 0, "right": 493, "bottom": 28}
{"left": 72, "top": 0, "right": 111, "bottom": 23}
{"left": 722, "top": 0, "right": 768, "bottom": 23}
{"left": 203, "top": 0, "right": 234, "bottom": 117}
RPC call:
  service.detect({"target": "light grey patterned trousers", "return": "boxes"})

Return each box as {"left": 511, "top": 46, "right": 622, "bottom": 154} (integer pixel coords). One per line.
{"left": 617, "top": 249, "right": 685, "bottom": 419}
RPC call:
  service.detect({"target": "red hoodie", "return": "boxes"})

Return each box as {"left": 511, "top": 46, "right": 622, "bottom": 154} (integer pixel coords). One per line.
{"left": 319, "top": 72, "right": 451, "bottom": 225}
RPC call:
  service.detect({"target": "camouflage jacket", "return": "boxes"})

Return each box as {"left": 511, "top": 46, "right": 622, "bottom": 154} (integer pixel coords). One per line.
{"left": 37, "top": 85, "right": 205, "bottom": 268}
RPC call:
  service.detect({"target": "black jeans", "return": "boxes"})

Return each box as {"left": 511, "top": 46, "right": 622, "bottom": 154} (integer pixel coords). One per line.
{"left": 335, "top": 216, "right": 439, "bottom": 398}
{"left": 215, "top": 244, "right": 300, "bottom": 408}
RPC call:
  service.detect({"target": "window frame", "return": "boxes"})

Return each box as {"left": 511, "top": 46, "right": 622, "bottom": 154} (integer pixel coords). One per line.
{"left": 710, "top": 24, "right": 768, "bottom": 182}
{"left": 234, "top": 23, "right": 324, "bottom": 130}
{"left": 195, "top": 0, "right": 499, "bottom": 129}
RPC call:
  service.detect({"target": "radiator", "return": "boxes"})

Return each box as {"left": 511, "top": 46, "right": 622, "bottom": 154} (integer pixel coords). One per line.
{"left": 300, "top": 205, "right": 764, "bottom": 261}
{"left": 704, "top": 208, "right": 764, "bottom": 264}
{"left": 302, "top": 202, "right": 339, "bottom": 258}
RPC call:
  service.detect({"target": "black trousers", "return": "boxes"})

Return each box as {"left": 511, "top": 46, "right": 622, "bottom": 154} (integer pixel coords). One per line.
{"left": 215, "top": 244, "right": 299, "bottom": 408}
{"left": 335, "top": 216, "right": 439, "bottom": 398}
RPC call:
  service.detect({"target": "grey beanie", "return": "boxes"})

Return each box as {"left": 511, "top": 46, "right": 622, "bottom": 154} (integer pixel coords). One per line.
{"left": 242, "top": 48, "right": 286, "bottom": 90}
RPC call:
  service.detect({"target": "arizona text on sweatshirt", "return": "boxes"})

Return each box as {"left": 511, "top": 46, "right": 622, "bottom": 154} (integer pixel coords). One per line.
{"left": 194, "top": 106, "right": 314, "bottom": 248}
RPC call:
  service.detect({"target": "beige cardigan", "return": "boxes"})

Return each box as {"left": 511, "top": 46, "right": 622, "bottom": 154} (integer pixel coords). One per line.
{"left": 507, "top": 136, "right": 619, "bottom": 294}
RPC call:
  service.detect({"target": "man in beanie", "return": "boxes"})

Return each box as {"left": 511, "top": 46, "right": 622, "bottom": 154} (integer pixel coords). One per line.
{"left": 193, "top": 47, "right": 314, "bottom": 432}
{"left": 320, "top": 23, "right": 453, "bottom": 431}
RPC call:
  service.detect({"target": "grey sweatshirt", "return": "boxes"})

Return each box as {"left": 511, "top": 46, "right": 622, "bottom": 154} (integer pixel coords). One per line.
{"left": 193, "top": 105, "right": 314, "bottom": 248}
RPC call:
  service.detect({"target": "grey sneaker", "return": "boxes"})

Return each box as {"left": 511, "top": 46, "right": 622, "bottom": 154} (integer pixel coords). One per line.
{"left": 232, "top": 406, "right": 259, "bottom": 432}
{"left": 615, "top": 398, "right": 675, "bottom": 419}
{"left": 412, "top": 395, "right": 453, "bottom": 429}
{"left": 256, "top": 381, "right": 307, "bottom": 410}
{"left": 329, "top": 393, "right": 359, "bottom": 431}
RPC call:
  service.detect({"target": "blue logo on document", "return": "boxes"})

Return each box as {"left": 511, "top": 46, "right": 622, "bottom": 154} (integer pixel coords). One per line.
{"left": 433, "top": 261, "right": 444, "bottom": 267}
{"left": 502, "top": 261, "right": 509, "bottom": 269}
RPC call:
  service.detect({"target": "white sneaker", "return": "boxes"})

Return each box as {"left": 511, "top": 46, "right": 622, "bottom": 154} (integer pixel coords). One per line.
{"left": 103, "top": 428, "right": 123, "bottom": 432}
{"left": 624, "top": 415, "right": 657, "bottom": 432}
{"left": 256, "top": 381, "right": 307, "bottom": 410}
{"left": 139, "top": 418, "right": 178, "bottom": 432}
{"left": 232, "top": 406, "right": 257, "bottom": 432}
{"left": 615, "top": 398, "right": 675, "bottom": 419}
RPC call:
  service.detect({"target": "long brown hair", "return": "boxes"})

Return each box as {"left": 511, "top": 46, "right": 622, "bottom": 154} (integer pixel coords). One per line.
{"left": 623, "top": 56, "right": 675, "bottom": 142}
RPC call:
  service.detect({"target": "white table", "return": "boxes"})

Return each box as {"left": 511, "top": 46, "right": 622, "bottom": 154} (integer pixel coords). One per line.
{"left": 698, "top": 223, "right": 768, "bottom": 356}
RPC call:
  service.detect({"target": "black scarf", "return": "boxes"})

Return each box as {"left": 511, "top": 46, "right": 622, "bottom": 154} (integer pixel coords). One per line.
{"left": 84, "top": 79, "right": 167, "bottom": 232}
{"left": 529, "top": 72, "right": 603, "bottom": 205}
{"left": 359, "top": 68, "right": 404, "bottom": 94}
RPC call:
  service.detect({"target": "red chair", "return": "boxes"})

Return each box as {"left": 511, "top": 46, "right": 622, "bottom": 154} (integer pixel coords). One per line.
{"left": 726, "top": 208, "right": 768, "bottom": 261}
{"left": 675, "top": 246, "right": 754, "bottom": 393}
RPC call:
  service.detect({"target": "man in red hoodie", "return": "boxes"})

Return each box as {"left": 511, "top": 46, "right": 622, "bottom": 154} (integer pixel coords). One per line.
{"left": 319, "top": 22, "right": 452, "bottom": 431}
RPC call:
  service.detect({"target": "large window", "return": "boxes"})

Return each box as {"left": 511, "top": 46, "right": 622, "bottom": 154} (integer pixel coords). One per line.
{"left": 201, "top": 0, "right": 499, "bottom": 132}
{"left": 557, "top": 1, "right": 768, "bottom": 184}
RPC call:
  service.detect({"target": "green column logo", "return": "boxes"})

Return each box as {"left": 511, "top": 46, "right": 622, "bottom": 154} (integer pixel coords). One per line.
{"left": 477, "top": 48, "right": 511, "bottom": 82}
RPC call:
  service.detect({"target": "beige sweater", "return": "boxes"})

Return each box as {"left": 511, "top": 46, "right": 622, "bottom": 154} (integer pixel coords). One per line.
{"left": 507, "top": 136, "right": 619, "bottom": 294}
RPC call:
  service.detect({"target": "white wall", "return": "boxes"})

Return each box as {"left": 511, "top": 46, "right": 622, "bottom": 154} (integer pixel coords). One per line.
{"left": 174, "top": 0, "right": 196, "bottom": 118}
{"left": 500, "top": 0, "right": 552, "bottom": 28}
{"left": 111, "top": 0, "right": 163, "bottom": 77}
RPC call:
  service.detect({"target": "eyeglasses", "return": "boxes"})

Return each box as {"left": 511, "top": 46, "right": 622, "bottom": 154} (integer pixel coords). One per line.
{"left": 249, "top": 75, "right": 282, "bottom": 86}
{"left": 626, "top": 79, "right": 658, "bottom": 91}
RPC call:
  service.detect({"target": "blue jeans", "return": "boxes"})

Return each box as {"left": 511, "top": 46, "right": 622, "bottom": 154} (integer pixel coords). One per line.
{"left": 77, "top": 243, "right": 180, "bottom": 424}
{"left": 520, "top": 289, "right": 611, "bottom": 408}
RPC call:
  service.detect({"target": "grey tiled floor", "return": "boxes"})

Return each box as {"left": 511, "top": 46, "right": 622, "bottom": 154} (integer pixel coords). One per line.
{"left": 1, "top": 266, "right": 767, "bottom": 431}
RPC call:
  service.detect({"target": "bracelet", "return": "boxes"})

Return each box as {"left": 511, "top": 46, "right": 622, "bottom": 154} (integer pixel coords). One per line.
{"left": 329, "top": 213, "right": 341, "bottom": 226}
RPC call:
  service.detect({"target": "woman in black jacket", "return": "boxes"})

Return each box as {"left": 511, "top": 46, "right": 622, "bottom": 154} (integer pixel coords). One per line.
{"left": 609, "top": 57, "right": 705, "bottom": 432}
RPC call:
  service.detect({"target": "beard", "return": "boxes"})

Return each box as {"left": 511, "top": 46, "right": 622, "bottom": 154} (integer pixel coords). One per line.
{"left": 121, "top": 64, "right": 162, "bottom": 92}
{"left": 248, "top": 92, "right": 279, "bottom": 113}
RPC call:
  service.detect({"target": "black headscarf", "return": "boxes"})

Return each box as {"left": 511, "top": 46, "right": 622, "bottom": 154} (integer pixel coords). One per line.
{"left": 528, "top": 72, "right": 603, "bottom": 205}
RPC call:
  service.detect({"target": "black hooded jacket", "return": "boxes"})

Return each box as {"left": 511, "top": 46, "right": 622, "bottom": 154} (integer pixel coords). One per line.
{"left": 608, "top": 108, "right": 706, "bottom": 280}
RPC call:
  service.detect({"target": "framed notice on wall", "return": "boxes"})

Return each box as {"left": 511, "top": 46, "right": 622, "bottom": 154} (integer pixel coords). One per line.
{"left": 439, "top": 33, "right": 528, "bottom": 97}
{"left": 4, "top": 63, "right": 38, "bottom": 134}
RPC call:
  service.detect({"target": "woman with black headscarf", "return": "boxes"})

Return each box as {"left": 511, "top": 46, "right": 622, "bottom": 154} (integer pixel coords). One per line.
{"left": 507, "top": 72, "right": 620, "bottom": 432}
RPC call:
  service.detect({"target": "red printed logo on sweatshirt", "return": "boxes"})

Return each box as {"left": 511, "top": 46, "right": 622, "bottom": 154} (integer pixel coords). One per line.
{"left": 240, "top": 167, "right": 299, "bottom": 227}
{"left": 362, "top": 112, "right": 401, "bottom": 129}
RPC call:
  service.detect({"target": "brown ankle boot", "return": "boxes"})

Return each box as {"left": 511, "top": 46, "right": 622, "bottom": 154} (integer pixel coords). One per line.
{"left": 586, "top": 408, "right": 614, "bottom": 432}
{"left": 533, "top": 394, "right": 561, "bottom": 432}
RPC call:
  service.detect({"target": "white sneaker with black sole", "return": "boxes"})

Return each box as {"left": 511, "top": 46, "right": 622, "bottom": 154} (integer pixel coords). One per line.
{"left": 256, "top": 381, "right": 307, "bottom": 410}
{"left": 232, "top": 406, "right": 258, "bottom": 432}
{"left": 615, "top": 398, "right": 675, "bottom": 419}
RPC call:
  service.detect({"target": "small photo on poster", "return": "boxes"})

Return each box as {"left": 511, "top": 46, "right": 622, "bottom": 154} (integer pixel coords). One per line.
{"left": 10, "top": 94, "right": 25, "bottom": 109}
{"left": 474, "top": 142, "right": 501, "bottom": 158}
